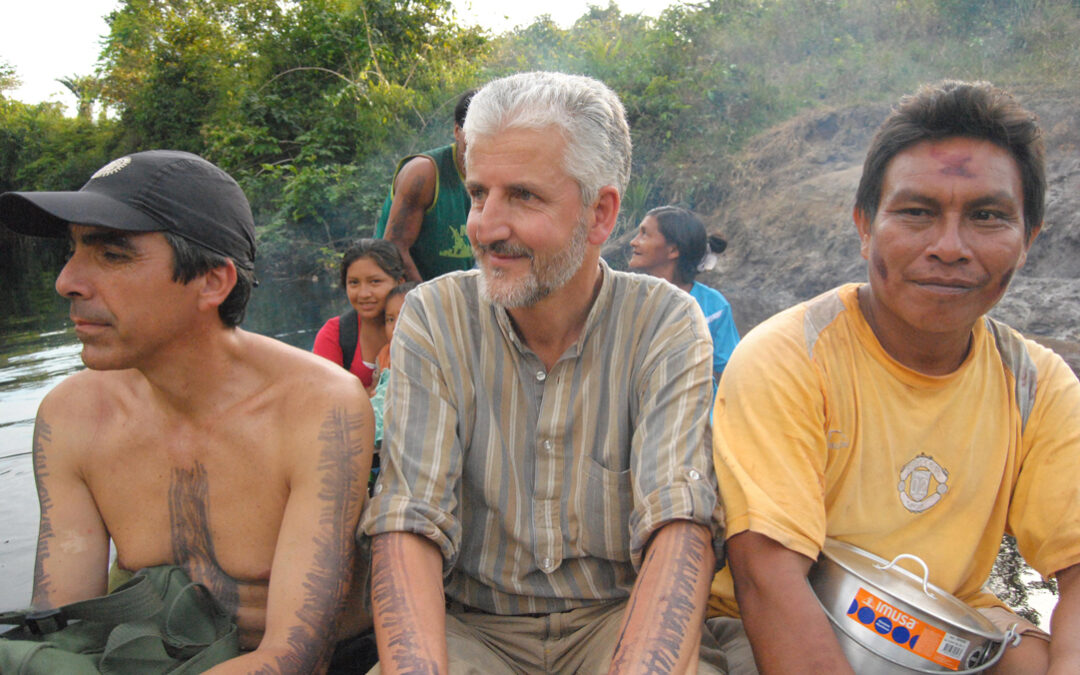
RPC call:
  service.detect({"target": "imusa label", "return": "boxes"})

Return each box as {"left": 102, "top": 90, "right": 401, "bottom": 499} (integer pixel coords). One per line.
{"left": 845, "top": 587, "right": 969, "bottom": 671}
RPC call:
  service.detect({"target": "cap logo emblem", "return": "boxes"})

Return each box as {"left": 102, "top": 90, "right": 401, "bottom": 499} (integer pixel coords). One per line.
{"left": 91, "top": 157, "right": 132, "bottom": 180}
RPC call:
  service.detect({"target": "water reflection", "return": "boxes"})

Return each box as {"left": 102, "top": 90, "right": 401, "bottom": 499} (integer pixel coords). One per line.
{"left": 0, "top": 330, "right": 84, "bottom": 460}
{"left": 0, "top": 454, "right": 36, "bottom": 609}
{"left": 0, "top": 326, "right": 84, "bottom": 608}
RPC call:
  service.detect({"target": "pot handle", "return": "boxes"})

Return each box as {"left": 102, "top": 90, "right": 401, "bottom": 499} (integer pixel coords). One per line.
{"left": 875, "top": 553, "right": 936, "bottom": 599}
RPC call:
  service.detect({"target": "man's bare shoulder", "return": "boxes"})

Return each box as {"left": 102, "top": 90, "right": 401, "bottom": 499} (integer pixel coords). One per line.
{"left": 232, "top": 332, "right": 372, "bottom": 454}
{"left": 392, "top": 155, "right": 438, "bottom": 205}
{"left": 396, "top": 155, "right": 438, "bottom": 185}
{"left": 39, "top": 368, "right": 146, "bottom": 437}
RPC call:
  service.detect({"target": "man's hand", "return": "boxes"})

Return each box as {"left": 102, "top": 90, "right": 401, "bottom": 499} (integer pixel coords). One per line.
{"left": 728, "top": 531, "right": 853, "bottom": 675}
{"left": 609, "top": 520, "right": 714, "bottom": 674}
{"left": 383, "top": 157, "right": 437, "bottom": 282}
{"left": 370, "top": 531, "right": 447, "bottom": 675}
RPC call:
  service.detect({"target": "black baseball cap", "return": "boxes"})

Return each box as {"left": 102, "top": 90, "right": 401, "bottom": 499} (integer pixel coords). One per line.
{"left": 0, "top": 150, "right": 256, "bottom": 270}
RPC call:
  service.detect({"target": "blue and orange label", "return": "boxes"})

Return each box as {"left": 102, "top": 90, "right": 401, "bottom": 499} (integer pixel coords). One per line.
{"left": 845, "top": 587, "right": 970, "bottom": 670}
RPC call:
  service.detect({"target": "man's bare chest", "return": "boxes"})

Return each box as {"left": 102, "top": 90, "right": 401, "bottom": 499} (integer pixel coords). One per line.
{"left": 83, "top": 425, "right": 289, "bottom": 588}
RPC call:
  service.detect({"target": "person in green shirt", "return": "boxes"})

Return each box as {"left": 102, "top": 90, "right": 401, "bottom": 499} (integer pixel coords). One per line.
{"left": 375, "top": 90, "right": 476, "bottom": 281}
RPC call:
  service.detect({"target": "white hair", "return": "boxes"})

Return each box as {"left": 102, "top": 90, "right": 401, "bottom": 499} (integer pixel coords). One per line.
{"left": 463, "top": 71, "right": 632, "bottom": 206}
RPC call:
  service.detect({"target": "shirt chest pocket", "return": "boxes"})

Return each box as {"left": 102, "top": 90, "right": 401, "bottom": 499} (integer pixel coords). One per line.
{"left": 572, "top": 458, "right": 633, "bottom": 562}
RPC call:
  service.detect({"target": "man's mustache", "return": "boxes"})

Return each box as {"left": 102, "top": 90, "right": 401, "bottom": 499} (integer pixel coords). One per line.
{"left": 475, "top": 241, "right": 534, "bottom": 259}
{"left": 69, "top": 301, "right": 115, "bottom": 325}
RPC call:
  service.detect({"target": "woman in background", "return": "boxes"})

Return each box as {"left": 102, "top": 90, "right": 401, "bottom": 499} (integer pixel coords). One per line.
{"left": 312, "top": 239, "right": 405, "bottom": 391}
{"left": 629, "top": 205, "right": 740, "bottom": 387}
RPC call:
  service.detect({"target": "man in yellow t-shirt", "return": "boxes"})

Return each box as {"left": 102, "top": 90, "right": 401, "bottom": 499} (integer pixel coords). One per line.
{"left": 711, "top": 81, "right": 1080, "bottom": 674}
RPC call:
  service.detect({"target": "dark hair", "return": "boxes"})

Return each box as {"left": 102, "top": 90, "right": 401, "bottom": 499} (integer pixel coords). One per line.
{"left": 454, "top": 89, "right": 477, "bottom": 128}
{"left": 855, "top": 80, "right": 1045, "bottom": 239}
{"left": 387, "top": 281, "right": 419, "bottom": 301}
{"left": 339, "top": 239, "right": 406, "bottom": 288}
{"left": 647, "top": 206, "right": 727, "bottom": 285}
{"left": 163, "top": 231, "right": 254, "bottom": 328}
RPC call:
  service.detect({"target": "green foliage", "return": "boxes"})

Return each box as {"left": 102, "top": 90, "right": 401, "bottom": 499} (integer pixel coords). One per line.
{"left": 195, "top": 0, "right": 487, "bottom": 279}
{"left": 57, "top": 75, "right": 103, "bottom": 122}
{"left": 5, "top": 0, "right": 1079, "bottom": 292}
{"left": 0, "top": 97, "right": 120, "bottom": 324}
{"left": 0, "top": 99, "right": 118, "bottom": 194}
{"left": 100, "top": 0, "right": 283, "bottom": 151}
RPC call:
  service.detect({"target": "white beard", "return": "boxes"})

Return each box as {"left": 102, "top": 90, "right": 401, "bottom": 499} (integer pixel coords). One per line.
{"left": 477, "top": 217, "right": 588, "bottom": 308}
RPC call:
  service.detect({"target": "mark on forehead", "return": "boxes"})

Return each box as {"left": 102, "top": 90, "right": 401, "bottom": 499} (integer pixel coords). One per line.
{"left": 929, "top": 146, "right": 975, "bottom": 178}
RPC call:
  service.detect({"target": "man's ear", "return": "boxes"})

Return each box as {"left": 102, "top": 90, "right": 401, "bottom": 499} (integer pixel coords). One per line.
{"left": 586, "top": 185, "right": 621, "bottom": 246}
{"left": 198, "top": 260, "right": 238, "bottom": 312}
{"left": 853, "top": 206, "right": 873, "bottom": 261}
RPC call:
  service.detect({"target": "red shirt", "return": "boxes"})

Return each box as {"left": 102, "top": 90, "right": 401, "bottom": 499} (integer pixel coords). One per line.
{"left": 312, "top": 314, "right": 376, "bottom": 387}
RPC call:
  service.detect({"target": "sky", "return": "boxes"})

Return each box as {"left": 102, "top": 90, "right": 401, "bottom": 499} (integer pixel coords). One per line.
{"left": 0, "top": 0, "right": 676, "bottom": 115}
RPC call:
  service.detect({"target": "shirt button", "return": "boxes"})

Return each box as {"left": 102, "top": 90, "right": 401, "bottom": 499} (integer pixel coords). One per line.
{"left": 374, "top": 483, "right": 383, "bottom": 494}
{"left": 535, "top": 370, "right": 546, "bottom": 382}
{"left": 543, "top": 440, "right": 553, "bottom": 451}
{"left": 689, "top": 469, "right": 701, "bottom": 481}
{"left": 541, "top": 557, "right": 554, "bottom": 571}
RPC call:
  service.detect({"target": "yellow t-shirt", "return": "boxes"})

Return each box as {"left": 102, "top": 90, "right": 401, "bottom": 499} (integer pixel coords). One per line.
{"left": 709, "top": 284, "right": 1080, "bottom": 618}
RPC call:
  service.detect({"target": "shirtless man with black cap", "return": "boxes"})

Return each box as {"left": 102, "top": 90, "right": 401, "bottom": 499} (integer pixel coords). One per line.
{"left": 0, "top": 150, "right": 373, "bottom": 673}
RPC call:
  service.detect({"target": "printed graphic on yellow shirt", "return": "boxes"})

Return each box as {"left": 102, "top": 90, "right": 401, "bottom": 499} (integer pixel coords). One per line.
{"left": 897, "top": 454, "right": 949, "bottom": 513}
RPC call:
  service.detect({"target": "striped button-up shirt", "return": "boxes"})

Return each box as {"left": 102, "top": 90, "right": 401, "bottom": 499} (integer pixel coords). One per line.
{"left": 362, "top": 260, "right": 722, "bottom": 615}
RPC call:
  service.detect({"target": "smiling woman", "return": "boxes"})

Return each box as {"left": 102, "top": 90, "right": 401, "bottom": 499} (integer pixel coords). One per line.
{"left": 311, "top": 239, "right": 405, "bottom": 390}
{"left": 628, "top": 205, "right": 740, "bottom": 386}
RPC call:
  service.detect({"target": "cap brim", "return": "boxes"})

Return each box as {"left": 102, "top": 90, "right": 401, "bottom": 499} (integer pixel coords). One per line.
{"left": 0, "top": 191, "right": 164, "bottom": 238}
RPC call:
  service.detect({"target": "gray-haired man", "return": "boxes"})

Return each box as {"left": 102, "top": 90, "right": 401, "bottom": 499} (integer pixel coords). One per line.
{"left": 362, "top": 72, "right": 727, "bottom": 673}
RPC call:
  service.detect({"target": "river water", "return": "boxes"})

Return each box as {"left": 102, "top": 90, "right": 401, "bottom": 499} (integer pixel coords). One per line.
{"left": 0, "top": 277, "right": 339, "bottom": 611}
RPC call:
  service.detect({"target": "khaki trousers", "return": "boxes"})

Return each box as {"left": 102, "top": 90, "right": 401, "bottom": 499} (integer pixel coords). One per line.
{"left": 369, "top": 600, "right": 745, "bottom": 674}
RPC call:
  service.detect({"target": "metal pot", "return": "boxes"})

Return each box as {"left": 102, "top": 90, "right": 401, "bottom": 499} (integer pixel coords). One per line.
{"left": 808, "top": 539, "right": 1019, "bottom": 674}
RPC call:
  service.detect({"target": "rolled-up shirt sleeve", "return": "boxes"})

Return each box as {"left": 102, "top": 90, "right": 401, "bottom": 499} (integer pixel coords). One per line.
{"left": 627, "top": 295, "right": 724, "bottom": 570}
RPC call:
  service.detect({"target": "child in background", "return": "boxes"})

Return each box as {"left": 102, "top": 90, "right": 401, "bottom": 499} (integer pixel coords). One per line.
{"left": 369, "top": 282, "right": 417, "bottom": 489}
